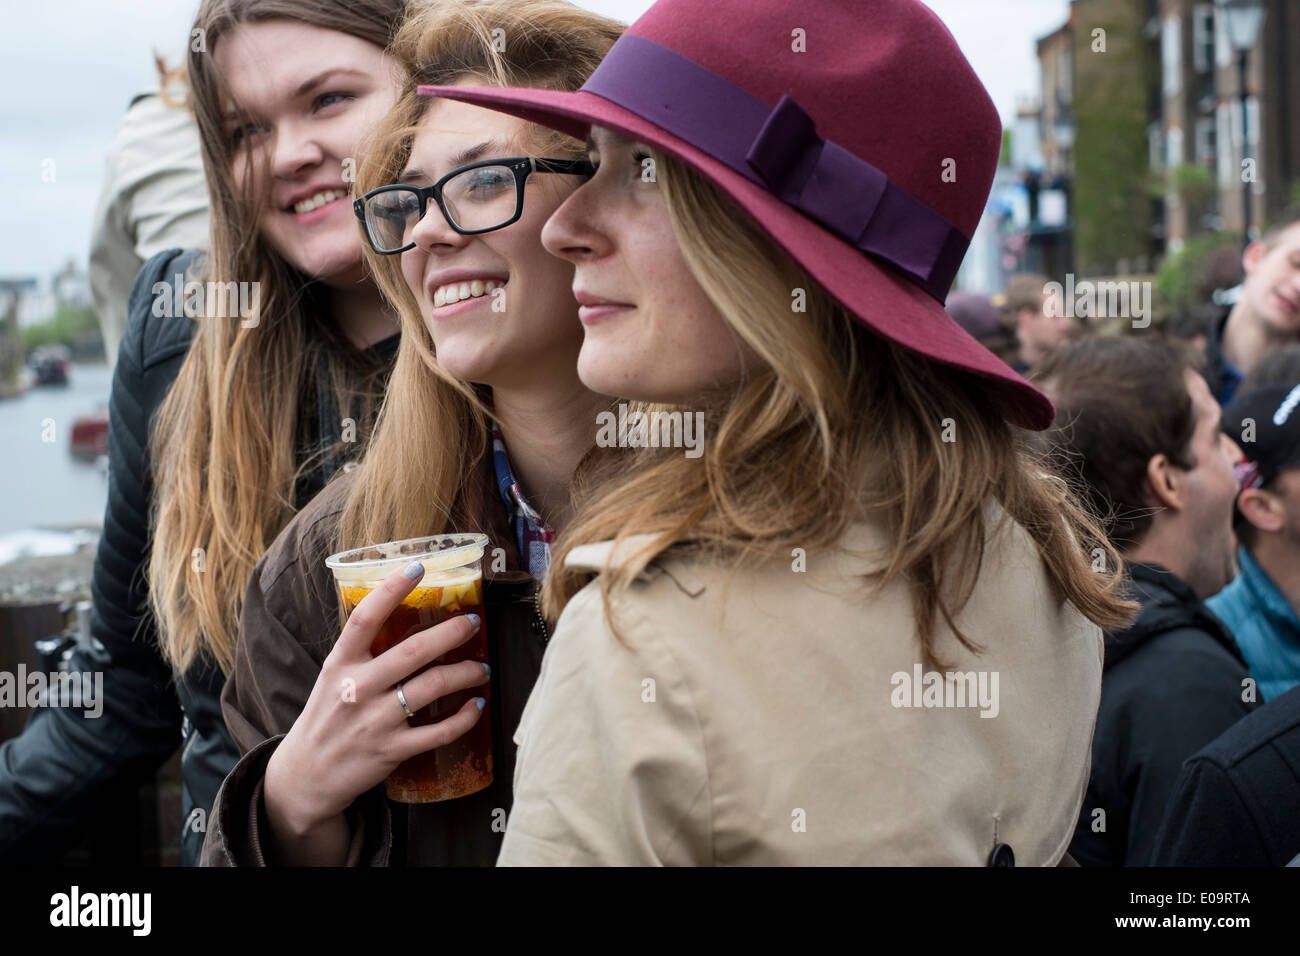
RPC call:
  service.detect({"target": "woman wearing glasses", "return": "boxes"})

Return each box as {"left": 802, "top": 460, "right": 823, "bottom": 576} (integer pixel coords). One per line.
{"left": 202, "top": 0, "right": 622, "bottom": 866}
{"left": 0, "top": 0, "right": 407, "bottom": 867}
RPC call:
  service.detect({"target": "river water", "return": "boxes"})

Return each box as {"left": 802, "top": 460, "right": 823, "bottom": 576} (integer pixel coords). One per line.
{"left": 0, "top": 363, "right": 112, "bottom": 557}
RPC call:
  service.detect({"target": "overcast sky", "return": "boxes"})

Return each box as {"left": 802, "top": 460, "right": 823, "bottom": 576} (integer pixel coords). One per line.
{"left": 0, "top": 0, "right": 1069, "bottom": 291}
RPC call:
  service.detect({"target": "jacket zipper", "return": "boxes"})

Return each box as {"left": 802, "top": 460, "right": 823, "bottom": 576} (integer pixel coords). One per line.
{"left": 180, "top": 713, "right": 197, "bottom": 762}
{"left": 532, "top": 586, "right": 550, "bottom": 645}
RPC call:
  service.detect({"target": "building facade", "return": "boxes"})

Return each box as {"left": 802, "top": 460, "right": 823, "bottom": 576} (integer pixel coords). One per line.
{"left": 1038, "top": 0, "right": 1297, "bottom": 274}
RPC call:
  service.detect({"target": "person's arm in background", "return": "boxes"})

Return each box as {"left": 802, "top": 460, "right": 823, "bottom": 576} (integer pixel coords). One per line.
{"left": 0, "top": 251, "right": 194, "bottom": 863}
{"left": 88, "top": 88, "right": 208, "bottom": 368}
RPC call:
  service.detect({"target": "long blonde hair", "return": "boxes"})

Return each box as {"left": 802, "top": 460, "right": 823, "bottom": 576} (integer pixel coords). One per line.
{"left": 149, "top": 0, "right": 406, "bottom": 675}
{"left": 543, "top": 153, "right": 1137, "bottom": 670}
{"left": 337, "top": 0, "right": 623, "bottom": 550}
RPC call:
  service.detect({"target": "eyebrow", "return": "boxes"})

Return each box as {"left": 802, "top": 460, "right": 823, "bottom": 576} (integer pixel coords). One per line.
{"left": 295, "top": 67, "right": 368, "bottom": 98}
{"left": 219, "top": 68, "right": 369, "bottom": 122}
{"left": 400, "top": 140, "right": 503, "bottom": 183}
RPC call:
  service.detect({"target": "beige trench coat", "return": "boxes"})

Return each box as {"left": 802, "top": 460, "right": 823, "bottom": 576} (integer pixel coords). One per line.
{"left": 499, "top": 502, "right": 1103, "bottom": 865}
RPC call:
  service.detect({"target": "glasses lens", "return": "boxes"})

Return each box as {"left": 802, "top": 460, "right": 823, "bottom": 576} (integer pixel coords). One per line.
{"left": 365, "top": 188, "right": 422, "bottom": 252}
{"left": 442, "top": 165, "right": 518, "bottom": 232}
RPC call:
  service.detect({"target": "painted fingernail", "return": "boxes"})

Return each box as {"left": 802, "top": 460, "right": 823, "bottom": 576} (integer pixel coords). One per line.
{"left": 466, "top": 613, "right": 482, "bottom": 629}
{"left": 403, "top": 561, "right": 424, "bottom": 579}
{"left": 482, "top": 662, "right": 491, "bottom": 676}
{"left": 476, "top": 697, "right": 486, "bottom": 711}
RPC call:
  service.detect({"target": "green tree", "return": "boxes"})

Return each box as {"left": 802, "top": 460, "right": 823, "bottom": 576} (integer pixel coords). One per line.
{"left": 1156, "top": 231, "right": 1243, "bottom": 316}
{"left": 1072, "top": 7, "right": 1156, "bottom": 275}
{"left": 21, "top": 304, "right": 100, "bottom": 352}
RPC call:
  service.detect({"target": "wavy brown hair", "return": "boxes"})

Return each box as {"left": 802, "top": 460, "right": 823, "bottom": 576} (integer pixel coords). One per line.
{"left": 337, "top": 0, "right": 624, "bottom": 550}
{"left": 543, "top": 153, "right": 1138, "bottom": 670}
{"left": 149, "top": 0, "right": 406, "bottom": 675}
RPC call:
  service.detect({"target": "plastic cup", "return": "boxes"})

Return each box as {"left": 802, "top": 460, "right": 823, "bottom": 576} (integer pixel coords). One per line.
{"left": 325, "top": 533, "right": 490, "bottom": 802}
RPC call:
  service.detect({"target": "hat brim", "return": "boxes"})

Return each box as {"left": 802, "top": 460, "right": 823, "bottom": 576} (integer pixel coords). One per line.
{"left": 420, "top": 84, "right": 1053, "bottom": 430}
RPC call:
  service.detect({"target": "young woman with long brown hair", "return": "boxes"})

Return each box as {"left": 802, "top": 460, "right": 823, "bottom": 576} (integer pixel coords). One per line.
{"left": 202, "top": 0, "right": 623, "bottom": 866}
{"left": 423, "top": 0, "right": 1139, "bottom": 865}
{"left": 0, "top": 0, "right": 407, "bottom": 866}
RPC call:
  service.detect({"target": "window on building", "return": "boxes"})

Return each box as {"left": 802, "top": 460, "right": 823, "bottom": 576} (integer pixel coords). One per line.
{"left": 1192, "top": 5, "right": 1215, "bottom": 73}
{"left": 1215, "top": 9, "right": 1232, "bottom": 68}
{"left": 1059, "top": 42, "right": 1072, "bottom": 105}
{"left": 1195, "top": 117, "right": 1216, "bottom": 166}
{"left": 1163, "top": 15, "right": 1182, "bottom": 97}
{"left": 1227, "top": 97, "right": 1260, "bottom": 149}
{"left": 1217, "top": 102, "right": 1234, "bottom": 184}
{"left": 1167, "top": 126, "right": 1185, "bottom": 168}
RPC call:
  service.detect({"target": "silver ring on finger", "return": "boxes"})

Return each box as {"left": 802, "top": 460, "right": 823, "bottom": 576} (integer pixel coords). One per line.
{"left": 395, "top": 682, "right": 415, "bottom": 719}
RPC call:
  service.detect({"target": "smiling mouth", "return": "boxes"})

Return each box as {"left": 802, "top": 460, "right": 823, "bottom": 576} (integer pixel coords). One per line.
{"left": 289, "top": 189, "right": 348, "bottom": 214}
{"left": 433, "top": 279, "right": 506, "bottom": 308}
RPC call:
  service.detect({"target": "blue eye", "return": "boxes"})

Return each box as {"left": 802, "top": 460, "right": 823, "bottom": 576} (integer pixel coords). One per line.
{"left": 376, "top": 191, "right": 420, "bottom": 221}
{"left": 465, "top": 167, "right": 512, "bottom": 193}
{"left": 316, "top": 92, "right": 352, "bottom": 110}
{"left": 230, "top": 122, "right": 262, "bottom": 146}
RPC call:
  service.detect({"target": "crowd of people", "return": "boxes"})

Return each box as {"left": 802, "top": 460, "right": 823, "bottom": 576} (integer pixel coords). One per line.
{"left": 947, "top": 212, "right": 1300, "bottom": 865}
{"left": 1, "top": 0, "right": 1298, "bottom": 867}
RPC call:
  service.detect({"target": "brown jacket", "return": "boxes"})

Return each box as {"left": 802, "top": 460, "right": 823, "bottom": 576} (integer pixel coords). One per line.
{"left": 500, "top": 501, "right": 1104, "bottom": 865}
{"left": 201, "top": 452, "right": 547, "bottom": 866}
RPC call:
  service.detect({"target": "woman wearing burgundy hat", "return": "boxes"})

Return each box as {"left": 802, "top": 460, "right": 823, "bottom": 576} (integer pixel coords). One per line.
{"left": 421, "top": 0, "right": 1137, "bottom": 865}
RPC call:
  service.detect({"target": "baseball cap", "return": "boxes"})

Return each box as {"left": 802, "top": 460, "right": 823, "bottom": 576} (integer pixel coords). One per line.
{"left": 1224, "top": 383, "right": 1300, "bottom": 490}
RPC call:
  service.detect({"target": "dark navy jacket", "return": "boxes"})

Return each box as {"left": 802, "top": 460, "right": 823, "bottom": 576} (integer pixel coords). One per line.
{"left": 1068, "top": 563, "right": 1258, "bottom": 866}
{"left": 1151, "top": 682, "right": 1300, "bottom": 866}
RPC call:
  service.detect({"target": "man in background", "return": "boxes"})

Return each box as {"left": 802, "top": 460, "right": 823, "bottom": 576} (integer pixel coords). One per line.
{"left": 1151, "top": 681, "right": 1300, "bottom": 866}
{"left": 1206, "top": 382, "right": 1300, "bottom": 701}
{"left": 1035, "top": 337, "right": 1257, "bottom": 866}
{"left": 997, "top": 272, "right": 1073, "bottom": 376}
{"left": 946, "top": 290, "right": 1015, "bottom": 366}
{"left": 1202, "top": 214, "right": 1300, "bottom": 406}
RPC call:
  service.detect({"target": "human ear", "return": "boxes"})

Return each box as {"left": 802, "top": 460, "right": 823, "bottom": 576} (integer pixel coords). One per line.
{"left": 1143, "top": 453, "right": 1182, "bottom": 512}
{"left": 1238, "top": 488, "right": 1284, "bottom": 535}
{"left": 1242, "top": 239, "right": 1269, "bottom": 277}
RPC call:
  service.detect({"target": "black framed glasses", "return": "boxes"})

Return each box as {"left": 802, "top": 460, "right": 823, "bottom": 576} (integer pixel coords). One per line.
{"left": 354, "top": 156, "right": 593, "bottom": 254}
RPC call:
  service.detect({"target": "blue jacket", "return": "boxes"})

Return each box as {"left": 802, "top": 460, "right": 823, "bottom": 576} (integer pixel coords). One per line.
{"left": 1207, "top": 546, "right": 1300, "bottom": 702}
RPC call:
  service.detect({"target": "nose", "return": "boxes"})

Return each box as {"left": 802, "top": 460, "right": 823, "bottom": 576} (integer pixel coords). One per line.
{"left": 542, "top": 180, "right": 610, "bottom": 263}
{"left": 1224, "top": 434, "right": 1245, "bottom": 466}
{"left": 409, "top": 197, "right": 471, "bottom": 253}
{"left": 271, "top": 121, "right": 325, "bottom": 181}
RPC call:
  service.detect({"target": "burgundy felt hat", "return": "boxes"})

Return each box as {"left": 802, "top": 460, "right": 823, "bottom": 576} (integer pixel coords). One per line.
{"left": 419, "top": 0, "right": 1054, "bottom": 429}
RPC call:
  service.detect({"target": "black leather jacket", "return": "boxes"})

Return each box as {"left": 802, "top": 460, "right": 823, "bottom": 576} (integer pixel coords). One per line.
{"left": 0, "top": 249, "right": 398, "bottom": 865}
